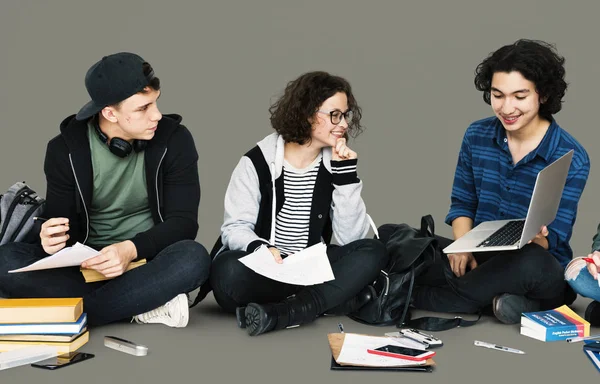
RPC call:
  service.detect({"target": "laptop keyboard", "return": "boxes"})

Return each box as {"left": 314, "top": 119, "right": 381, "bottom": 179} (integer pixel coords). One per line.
{"left": 476, "top": 220, "right": 525, "bottom": 248}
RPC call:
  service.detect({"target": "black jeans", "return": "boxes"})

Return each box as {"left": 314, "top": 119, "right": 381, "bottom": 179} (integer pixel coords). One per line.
{"left": 210, "top": 238, "right": 388, "bottom": 314}
{"left": 412, "top": 236, "right": 567, "bottom": 313}
{"left": 0, "top": 240, "right": 211, "bottom": 326}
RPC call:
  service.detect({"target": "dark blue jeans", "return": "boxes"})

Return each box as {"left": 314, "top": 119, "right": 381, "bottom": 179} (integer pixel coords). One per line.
{"left": 0, "top": 240, "right": 211, "bottom": 326}
{"left": 210, "top": 238, "right": 388, "bottom": 314}
{"left": 412, "top": 236, "right": 568, "bottom": 313}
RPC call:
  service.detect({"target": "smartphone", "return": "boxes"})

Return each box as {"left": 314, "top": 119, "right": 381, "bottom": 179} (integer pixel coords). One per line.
{"left": 31, "top": 352, "right": 95, "bottom": 370}
{"left": 367, "top": 345, "right": 436, "bottom": 361}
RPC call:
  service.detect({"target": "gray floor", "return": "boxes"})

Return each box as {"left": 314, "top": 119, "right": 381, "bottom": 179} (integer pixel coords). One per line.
{"left": 1, "top": 294, "right": 598, "bottom": 383}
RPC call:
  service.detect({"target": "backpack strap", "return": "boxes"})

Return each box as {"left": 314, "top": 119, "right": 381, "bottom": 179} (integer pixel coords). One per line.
{"left": 401, "top": 312, "right": 481, "bottom": 331}
{"left": 397, "top": 264, "right": 415, "bottom": 327}
{"left": 397, "top": 213, "right": 481, "bottom": 331}
{"left": 419, "top": 214, "right": 435, "bottom": 237}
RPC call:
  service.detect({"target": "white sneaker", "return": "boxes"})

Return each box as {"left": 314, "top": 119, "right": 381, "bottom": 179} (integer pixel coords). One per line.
{"left": 187, "top": 287, "right": 200, "bottom": 307}
{"left": 133, "top": 294, "right": 189, "bottom": 328}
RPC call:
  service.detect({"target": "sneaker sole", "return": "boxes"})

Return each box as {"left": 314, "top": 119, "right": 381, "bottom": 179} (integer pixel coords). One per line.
{"left": 235, "top": 307, "right": 246, "bottom": 328}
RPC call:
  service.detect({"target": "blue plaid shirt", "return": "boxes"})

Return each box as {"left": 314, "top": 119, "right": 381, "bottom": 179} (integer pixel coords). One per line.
{"left": 446, "top": 116, "right": 590, "bottom": 267}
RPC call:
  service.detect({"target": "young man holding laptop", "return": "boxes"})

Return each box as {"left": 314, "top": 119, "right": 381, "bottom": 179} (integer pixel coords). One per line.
{"left": 411, "top": 39, "right": 590, "bottom": 324}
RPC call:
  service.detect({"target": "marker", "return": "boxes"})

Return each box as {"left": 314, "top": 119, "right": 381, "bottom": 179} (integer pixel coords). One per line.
{"left": 581, "top": 257, "right": 600, "bottom": 287}
{"left": 338, "top": 323, "right": 344, "bottom": 333}
{"left": 567, "top": 334, "right": 600, "bottom": 343}
{"left": 474, "top": 340, "right": 525, "bottom": 355}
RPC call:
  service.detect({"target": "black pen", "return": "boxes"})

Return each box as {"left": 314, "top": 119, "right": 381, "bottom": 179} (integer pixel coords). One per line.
{"left": 32, "top": 217, "right": 49, "bottom": 223}
{"left": 338, "top": 322, "right": 344, "bottom": 333}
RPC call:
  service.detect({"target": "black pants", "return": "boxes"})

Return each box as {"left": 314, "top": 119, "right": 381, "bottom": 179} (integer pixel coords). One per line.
{"left": 0, "top": 240, "right": 211, "bottom": 326}
{"left": 210, "top": 238, "right": 388, "bottom": 314}
{"left": 412, "top": 236, "right": 567, "bottom": 313}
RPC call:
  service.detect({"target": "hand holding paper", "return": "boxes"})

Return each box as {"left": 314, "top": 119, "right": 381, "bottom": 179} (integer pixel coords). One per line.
{"left": 8, "top": 242, "right": 100, "bottom": 273}
{"left": 238, "top": 243, "right": 334, "bottom": 285}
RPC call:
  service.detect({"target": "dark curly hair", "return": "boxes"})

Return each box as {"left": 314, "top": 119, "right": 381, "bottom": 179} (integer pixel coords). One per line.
{"left": 474, "top": 39, "right": 567, "bottom": 121}
{"left": 269, "top": 71, "right": 363, "bottom": 144}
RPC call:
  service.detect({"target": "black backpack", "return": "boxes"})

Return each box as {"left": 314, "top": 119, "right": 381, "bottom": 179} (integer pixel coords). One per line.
{"left": 348, "top": 215, "right": 480, "bottom": 331}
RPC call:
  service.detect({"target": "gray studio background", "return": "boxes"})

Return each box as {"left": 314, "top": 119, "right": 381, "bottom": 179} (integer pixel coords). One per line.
{"left": 1, "top": 1, "right": 599, "bottom": 383}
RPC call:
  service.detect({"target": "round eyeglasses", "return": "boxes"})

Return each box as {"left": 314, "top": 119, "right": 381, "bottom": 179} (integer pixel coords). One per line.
{"left": 317, "top": 109, "right": 353, "bottom": 125}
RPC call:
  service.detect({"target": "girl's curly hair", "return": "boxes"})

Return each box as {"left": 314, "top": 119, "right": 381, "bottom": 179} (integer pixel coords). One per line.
{"left": 269, "top": 71, "right": 363, "bottom": 144}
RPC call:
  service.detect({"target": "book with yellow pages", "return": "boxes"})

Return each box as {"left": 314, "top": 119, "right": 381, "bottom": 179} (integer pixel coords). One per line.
{"left": 0, "top": 327, "right": 87, "bottom": 343}
{"left": 0, "top": 298, "right": 83, "bottom": 324}
{"left": 0, "top": 331, "right": 89, "bottom": 353}
{"left": 80, "top": 259, "right": 147, "bottom": 283}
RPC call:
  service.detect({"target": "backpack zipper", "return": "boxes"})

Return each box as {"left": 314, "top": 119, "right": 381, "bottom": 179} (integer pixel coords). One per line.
{"left": 381, "top": 270, "right": 390, "bottom": 296}
{"left": 0, "top": 184, "right": 29, "bottom": 240}
{"left": 8, "top": 199, "right": 45, "bottom": 243}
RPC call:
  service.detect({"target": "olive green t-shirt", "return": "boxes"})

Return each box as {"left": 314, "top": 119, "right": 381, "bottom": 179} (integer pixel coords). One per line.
{"left": 87, "top": 122, "right": 154, "bottom": 248}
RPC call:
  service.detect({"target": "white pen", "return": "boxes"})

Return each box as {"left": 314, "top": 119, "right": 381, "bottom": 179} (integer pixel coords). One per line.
{"left": 566, "top": 334, "right": 600, "bottom": 343}
{"left": 474, "top": 340, "right": 525, "bottom": 355}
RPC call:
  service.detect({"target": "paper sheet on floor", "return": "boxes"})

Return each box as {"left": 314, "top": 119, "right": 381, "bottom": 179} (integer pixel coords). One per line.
{"left": 238, "top": 242, "right": 334, "bottom": 285}
{"left": 8, "top": 242, "right": 100, "bottom": 273}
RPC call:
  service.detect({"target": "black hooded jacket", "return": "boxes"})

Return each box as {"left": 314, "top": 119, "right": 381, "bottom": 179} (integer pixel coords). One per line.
{"left": 42, "top": 113, "right": 200, "bottom": 259}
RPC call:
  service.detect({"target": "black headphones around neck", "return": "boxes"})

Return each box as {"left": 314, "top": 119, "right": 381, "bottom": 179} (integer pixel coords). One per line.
{"left": 93, "top": 117, "right": 148, "bottom": 158}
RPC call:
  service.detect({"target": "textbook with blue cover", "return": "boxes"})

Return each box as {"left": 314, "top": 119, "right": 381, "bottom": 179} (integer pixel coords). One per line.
{"left": 520, "top": 305, "right": 590, "bottom": 342}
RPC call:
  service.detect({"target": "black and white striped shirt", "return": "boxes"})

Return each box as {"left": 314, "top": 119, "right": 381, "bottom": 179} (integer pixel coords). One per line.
{"left": 273, "top": 155, "right": 359, "bottom": 256}
{"left": 274, "top": 154, "right": 322, "bottom": 256}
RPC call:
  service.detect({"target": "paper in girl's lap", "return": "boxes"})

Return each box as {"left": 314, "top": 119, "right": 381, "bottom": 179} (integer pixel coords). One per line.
{"left": 239, "top": 242, "right": 334, "bottom": 285}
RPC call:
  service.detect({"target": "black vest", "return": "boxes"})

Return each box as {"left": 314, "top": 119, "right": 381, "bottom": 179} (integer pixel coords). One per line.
{"left": 209, "top": 145, "right": 334, "bottom": 258}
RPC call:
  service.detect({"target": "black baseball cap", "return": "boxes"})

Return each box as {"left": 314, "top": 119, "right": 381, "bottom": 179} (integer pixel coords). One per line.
{"left": 76, "top": 52, "right": 155, "bottom": 120}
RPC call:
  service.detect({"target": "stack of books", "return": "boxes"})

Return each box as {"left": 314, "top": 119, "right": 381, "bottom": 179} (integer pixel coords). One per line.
{"left": 520, "top": 304, "right": 590, "bottom": 342}
{"left": 0, "top": 298, "right": 89, "bottom": 353}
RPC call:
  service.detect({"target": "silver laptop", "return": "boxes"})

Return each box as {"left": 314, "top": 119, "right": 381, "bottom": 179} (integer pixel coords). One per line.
{"left": 443, "top": 149, "right": 573, "bottom": 254}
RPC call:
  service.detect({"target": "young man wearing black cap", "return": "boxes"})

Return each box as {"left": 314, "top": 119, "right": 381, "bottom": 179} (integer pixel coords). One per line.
{"left": 0, "top": 52, "right": 210, "bottom": 328}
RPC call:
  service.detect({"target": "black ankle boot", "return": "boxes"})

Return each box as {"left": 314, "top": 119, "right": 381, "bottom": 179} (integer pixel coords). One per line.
{"left": 324, "top": 285, "right": 376, "bottom": 316}
{"left": 244, "top": 294, "right": 318, "bottom": 336}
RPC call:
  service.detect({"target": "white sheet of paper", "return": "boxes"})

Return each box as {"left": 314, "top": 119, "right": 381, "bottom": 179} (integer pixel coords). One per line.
{"left": 8, "top": 242, "right": 100, "bottom": 273}
{"left": 336, "top": 333, "right": 428, "bottom": 367}
{"left": 238, "top": 243, "right": 334, "bottom": 285}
